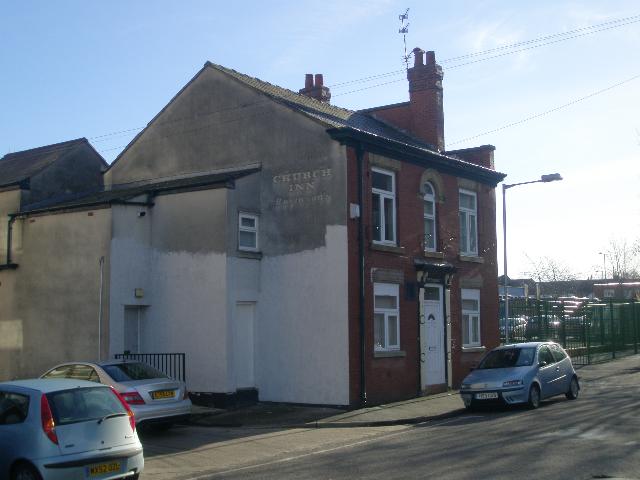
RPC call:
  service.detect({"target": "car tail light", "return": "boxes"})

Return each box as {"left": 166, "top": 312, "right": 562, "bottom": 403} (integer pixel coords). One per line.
{"left": 121, "top": 391, "right": 145, "bottom": 406}
{"left": 40, "top": 394, "right": 58, "bottom": 445}
{"left": 110, "top": 387, "right": 136, "bottom": 432}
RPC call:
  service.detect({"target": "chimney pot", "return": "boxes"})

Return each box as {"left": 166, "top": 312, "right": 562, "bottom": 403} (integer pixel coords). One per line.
{"left": 314, "top": 74, "right": 324, "bottom": 87}
{"left": 305, "top": 74, "right": 314, "bottom": 90}
{"left": 425, "top": 51, "right": 436, "bottom": 65}
{"left": 412, "top": 47, "right": 425, "bottom": 67}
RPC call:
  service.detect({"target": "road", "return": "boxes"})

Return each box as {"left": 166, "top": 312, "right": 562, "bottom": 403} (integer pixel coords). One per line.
{"left": 141, "top": 356, "right": 640, "bottom": 480}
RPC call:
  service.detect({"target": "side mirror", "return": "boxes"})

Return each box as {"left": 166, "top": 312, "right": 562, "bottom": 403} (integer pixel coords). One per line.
{"left": 539, "top": 361, "right": 547, "bottom": 368}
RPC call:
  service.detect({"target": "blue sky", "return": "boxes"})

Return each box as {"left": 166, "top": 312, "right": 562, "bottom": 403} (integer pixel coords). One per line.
{"left": 1, "top": 1, "right": 639, "bottom": 278}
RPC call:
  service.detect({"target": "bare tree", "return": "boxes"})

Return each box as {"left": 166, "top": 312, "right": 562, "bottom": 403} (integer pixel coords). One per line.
{"left": 605, "top": 238, "right": 640, "bottom": 279}
{"left": 525, "top": 255, "right": 577, "bottom": 283}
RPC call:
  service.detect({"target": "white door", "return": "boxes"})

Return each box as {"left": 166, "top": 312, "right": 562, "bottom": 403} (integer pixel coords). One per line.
{"left": 420, "top": 284, "right": 445, "bottom": 388}
{"left": 234, "top": 302, "right": 256, "bottom": 389}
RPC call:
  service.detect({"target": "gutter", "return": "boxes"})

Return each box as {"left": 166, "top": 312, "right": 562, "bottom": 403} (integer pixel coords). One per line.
{"left": 328, "top": 127, "right": 506, "bottom": 187}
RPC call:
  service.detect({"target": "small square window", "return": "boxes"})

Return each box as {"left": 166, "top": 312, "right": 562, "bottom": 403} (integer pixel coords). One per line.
{"left": 238, "top": 213, "right": 259, "bottom": 252}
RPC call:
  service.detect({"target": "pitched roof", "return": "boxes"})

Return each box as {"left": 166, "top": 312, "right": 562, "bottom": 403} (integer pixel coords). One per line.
{"left": 0, "top": 138, "right": 104, "bottom": 188}
{"left": 207, "top": 63, "right": 505, "bottom": 185}
{"left": 17, "top": 164, "right": 260, "bottom": 215}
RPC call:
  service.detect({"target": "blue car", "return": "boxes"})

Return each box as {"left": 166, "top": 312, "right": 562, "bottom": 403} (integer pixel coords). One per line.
{"left": 460, "top": 342, "right": 579, "bottom": 409}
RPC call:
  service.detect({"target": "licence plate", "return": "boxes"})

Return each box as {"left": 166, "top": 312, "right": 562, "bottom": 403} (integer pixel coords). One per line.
{"left": 151, "top": 389, "right": 176, "bottom": 400}
{"left": 87, "top": 461, "right": 121, "bottom": 477}
{"left": 475, "top": 392, "right": 498, "bottom": 400}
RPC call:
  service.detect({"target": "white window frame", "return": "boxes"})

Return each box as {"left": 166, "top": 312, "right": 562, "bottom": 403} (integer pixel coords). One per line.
{"left": 459, "top": 189, "right": 478, "bottom": 256}
{"left": 603, "top": 289, "right": 615, "bottom": 298}
{"left": 371, "top": 167, "right": 397, "bottom": 245}
{"left": 238, "top": 212, "right": 259, "bottom": 252}
{"left": 374, "top": 283, "right": 400, "bottom": 351}
{"left": 461, "top": 288, "right": 481, "bottom": 347}
{"left": 423, "top": 182, "right": 436, "bottom": 252}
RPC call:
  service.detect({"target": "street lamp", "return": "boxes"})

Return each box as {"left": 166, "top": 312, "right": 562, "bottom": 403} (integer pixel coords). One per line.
{"left": 598, "top": 252, "right": 606, "bottom": 280}
{"left": 502, "top": 173, "right": 562, "bottom": 344}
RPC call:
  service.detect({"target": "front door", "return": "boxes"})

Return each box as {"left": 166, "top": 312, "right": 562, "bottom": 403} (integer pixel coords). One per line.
{"left": 420, "top": 284, "right": 445, "bottom": 388}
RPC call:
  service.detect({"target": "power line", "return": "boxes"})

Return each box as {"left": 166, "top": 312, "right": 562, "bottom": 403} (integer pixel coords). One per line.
{"left": 328, "top": 13, "right": 640, "bottom": 89}
{"left": 448, "top": 73, "right": 640, "bottom": 146}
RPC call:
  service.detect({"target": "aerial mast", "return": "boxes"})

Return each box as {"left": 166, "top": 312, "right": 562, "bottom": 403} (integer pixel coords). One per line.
{"left": 399, "top": 8, "right": 410, "bottom": 70}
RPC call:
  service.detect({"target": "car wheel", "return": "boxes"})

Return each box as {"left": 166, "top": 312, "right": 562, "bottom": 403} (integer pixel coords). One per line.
{"left": 11, "top": 463, "right": 42, "bottom": 480}
{"left": 565, "top": 376, "right": 579, "bottom": 400}
{"left": 527, "top": 384, "right": 541, "bottom": 409}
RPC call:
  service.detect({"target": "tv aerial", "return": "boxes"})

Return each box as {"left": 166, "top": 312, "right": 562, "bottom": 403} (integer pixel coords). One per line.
{"left": 399, "top": 8, "right": 410, "bottom": 70}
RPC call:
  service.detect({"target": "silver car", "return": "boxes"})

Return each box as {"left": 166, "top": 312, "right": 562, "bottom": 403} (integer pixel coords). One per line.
{"left": 460, "top": 342, "right": 580, "bottom": 409}
{"left": 41, "top": 361, "right": 192, "bottom": 427}
{"left": 0, "top": 378, "right": 143, "bottom": 480}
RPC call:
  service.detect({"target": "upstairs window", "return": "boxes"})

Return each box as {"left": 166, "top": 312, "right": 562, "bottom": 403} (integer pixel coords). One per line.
{"left": 372, "top": 168, "right": 396, "bottom": 245}
{"left": 423, "top": 182, "right": 436, "bottom": 252}
{"left": 459, "top": 190, "right": 478, "bottom": 256}
{"left": 238, "top": 213, "right": 259, "bottom": 252}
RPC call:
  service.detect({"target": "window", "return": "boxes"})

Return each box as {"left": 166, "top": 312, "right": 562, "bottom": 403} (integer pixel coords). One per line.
{"left": 603, "top": 289, "right": 614, "bottom": 298}
{"left": 374, "top": 283, "right": 400, "bottom": 351}
{"left": 459, "top": 190, "right": 478, "bottom": 256}
{"left": 549, "top": 343, "right": 568, "bottom": 362}
{"left": 371, "top": 168, "right": 396, "bottom": 244}
{"left": 423, "top": 183, "right": 436, "bottom": 252}
{"left": 461, "top": 289, "right": 480, "bottom": 347}
{"left": 0, "top": 391, "right": 30, "bottom": 425}
{"left": 238, "top": 213, "right": 259, "bottom": 252}
{"left": 538, "top": 346, "right": 556, "bottom": 366}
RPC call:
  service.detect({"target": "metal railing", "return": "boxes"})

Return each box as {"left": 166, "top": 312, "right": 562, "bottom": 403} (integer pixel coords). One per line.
{"left": 500, "top": 298, "right": 639, "bottom": 365}
{"left": 114, "top": 352, "right": 186, "bottom": 382}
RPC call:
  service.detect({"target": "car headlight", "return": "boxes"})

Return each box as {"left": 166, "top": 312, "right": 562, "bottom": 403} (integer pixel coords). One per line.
{"left": 461, "top": 383, "right": 471, "bottom": 390}
{"left": 502, "top": 379, "right": 523, "bottom": 387}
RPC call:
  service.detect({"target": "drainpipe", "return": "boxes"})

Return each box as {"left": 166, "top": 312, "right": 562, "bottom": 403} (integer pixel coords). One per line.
{"left": 356, "top": 144, "right": 367, "bottom": 407}
{"left": 98, "top": 256, "right": 105, "bottom": 361}
{"left": 5, "top": 214, "right": 17, "bottom": 265}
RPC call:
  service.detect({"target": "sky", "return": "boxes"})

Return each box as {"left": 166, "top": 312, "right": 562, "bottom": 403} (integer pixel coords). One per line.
{"left": 1, "top": 0, "right": 639, "bottom": 279}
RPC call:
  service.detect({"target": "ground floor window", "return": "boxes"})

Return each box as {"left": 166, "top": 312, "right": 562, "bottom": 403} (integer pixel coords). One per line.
{"left": 461, "top": 288, "right": 481, "bottom": 347}
{"left": 374, "top": 283, "right": 400, "bottom": 351}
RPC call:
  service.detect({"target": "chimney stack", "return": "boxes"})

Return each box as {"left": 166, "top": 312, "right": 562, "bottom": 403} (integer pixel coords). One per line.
{"left": 299, "top": 73, "right": 331, "bottom": 103}
{"left": 407, "top": 48, "right": 444, "bottom": 151}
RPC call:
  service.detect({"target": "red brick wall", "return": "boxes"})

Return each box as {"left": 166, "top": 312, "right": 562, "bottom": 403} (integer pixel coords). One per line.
{"left": 347, "top": 146, "right": 500, "bottom": 406}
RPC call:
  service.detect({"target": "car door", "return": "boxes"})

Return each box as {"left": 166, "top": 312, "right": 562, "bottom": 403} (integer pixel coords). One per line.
{"left": 549, "top": 343, "right": 572, "bottom": 393}
{"left": 537, "top": 345, "right": 561, "bottom": 398}
{"left": 0, "top": 388, "right": 35, "bottom": 475}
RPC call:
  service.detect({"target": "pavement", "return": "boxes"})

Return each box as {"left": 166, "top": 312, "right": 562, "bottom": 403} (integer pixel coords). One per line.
{"left": 185, "top": 354, "right": 640, "bottom": 430}
{"left": 187, "top": 390, "right": 465, "bottom": 429}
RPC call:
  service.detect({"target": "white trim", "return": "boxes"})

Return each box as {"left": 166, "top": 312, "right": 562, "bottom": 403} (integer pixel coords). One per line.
{"left": 238, "top": 212, "right": 259, "bottom": 252}
{"left": 459, "top": 189, "right": 478, "bottom": 256}
{"left": 374, "top": 282, "right": 400, "bottom": 351}
{"left": 461, "top": 288, "right": 481, "bottom": 347}
{"left": 371, "top": 167, "right": 396, "bottom": 246}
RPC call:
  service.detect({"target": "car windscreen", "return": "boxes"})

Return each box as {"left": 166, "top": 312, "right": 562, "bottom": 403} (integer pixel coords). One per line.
{"left": 102, "top": 362, "right": 169, "bottom": 382}
{"left": 478, "top": 347, "right": 536, "bottom": 369}
{"left": 46, "top": 387, "right": 126, "bottom": 426}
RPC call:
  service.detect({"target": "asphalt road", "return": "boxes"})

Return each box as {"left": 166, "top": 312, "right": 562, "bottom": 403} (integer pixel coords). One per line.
{"left": 142, "top": 357, "right": 640, "bottom": 480}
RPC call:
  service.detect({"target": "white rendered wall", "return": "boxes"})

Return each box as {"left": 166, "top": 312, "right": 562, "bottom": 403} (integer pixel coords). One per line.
{"left": 256, "top": 225, "right": 349, "bottom": 406}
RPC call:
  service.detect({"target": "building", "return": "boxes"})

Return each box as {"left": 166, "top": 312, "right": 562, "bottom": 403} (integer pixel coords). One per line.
{"left": 593, "top": 282, "right": 640, "bottom": 300}
{"left": 0, "top": 48, "right": 505, "bottom": 407}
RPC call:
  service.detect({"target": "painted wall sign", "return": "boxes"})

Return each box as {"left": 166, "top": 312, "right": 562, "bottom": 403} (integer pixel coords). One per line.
{"left": 272, "top": 167, "right": 333, "bottom": 211}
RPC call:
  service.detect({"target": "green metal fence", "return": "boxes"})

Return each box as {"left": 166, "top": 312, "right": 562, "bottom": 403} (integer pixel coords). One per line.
{"left": 500, "top": 298, "right": 640, "bottom": 365}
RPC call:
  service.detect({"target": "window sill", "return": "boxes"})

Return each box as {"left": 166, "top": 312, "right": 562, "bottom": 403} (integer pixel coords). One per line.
{"left": 458, "top": 255, "right": 484, "bottom": 264}
{"left": 374, "top": 350, "right": 406, "bottom": 358}
{"left": 0, "top": 263, "right": 19, "bottom": 271}
{"left": 371, "top": 243, "right": 405, "bottom": 255}
{"left": 237, "top": 250, "right": 263, "bottom": 260}
{"left": 422, "top": 251, "right": 444, "bottom": 259}
{"left": 462, "top": 346, "right": 486, "bottom": 353}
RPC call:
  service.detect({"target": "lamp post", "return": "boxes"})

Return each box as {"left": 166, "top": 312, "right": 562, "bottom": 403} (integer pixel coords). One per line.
{"left": 503, "top": 173, "right": 562, "bottom": 344}
{"left": 598, "top": 252, "right": 606, "bottom": 280}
